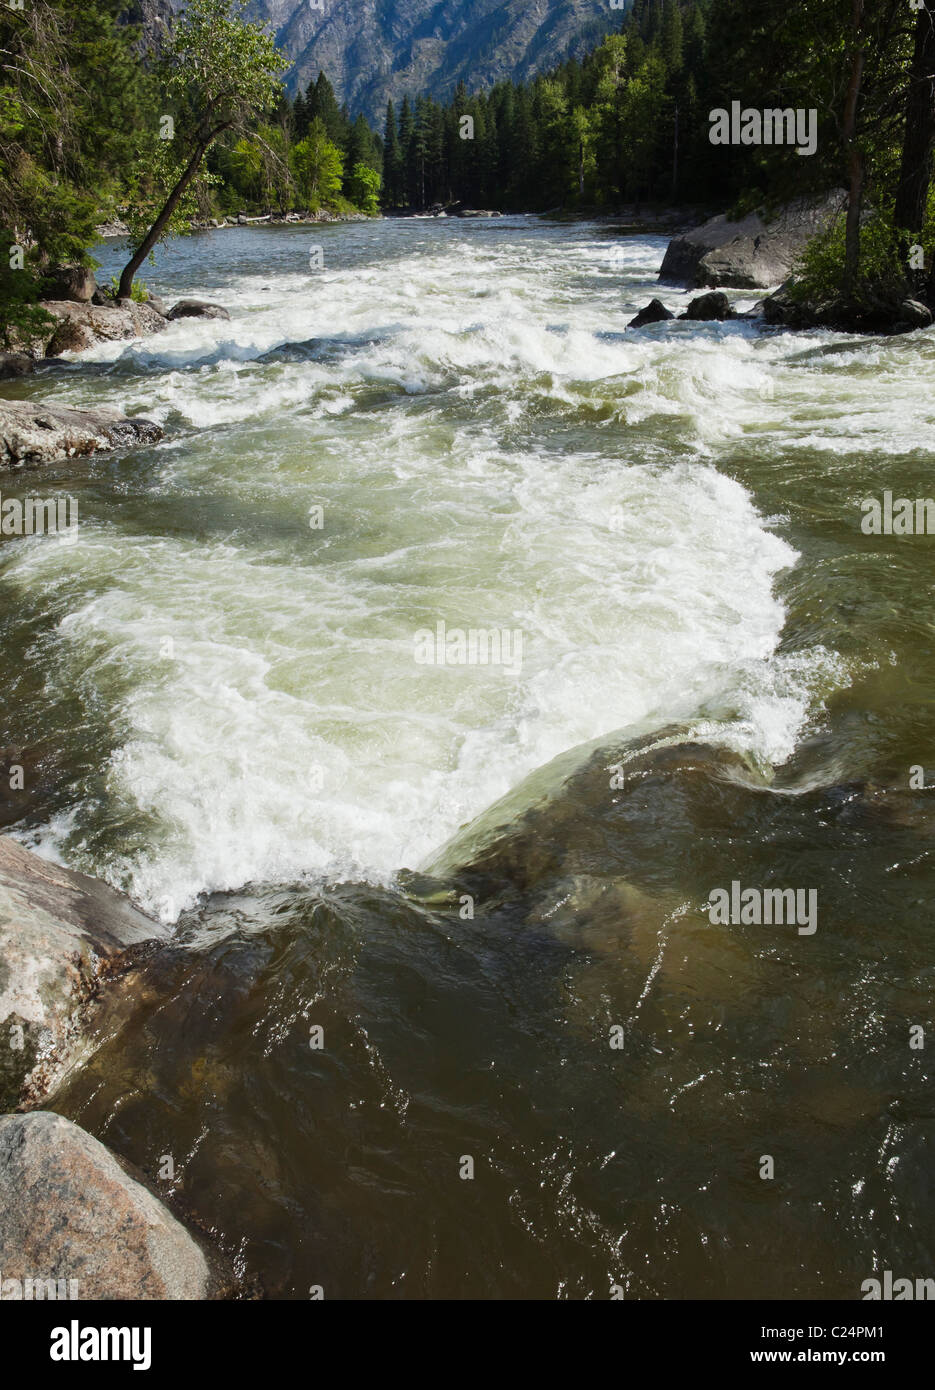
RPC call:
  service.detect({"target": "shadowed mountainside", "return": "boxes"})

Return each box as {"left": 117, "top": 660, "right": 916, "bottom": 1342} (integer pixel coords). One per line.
{"left": 225, "top": 0, "right": 620, "bottom": 121}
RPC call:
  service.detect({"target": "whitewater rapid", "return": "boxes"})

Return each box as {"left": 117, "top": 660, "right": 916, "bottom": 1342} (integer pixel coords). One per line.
{"left": 4, "top": 218, "right": 854, "bottom": 919}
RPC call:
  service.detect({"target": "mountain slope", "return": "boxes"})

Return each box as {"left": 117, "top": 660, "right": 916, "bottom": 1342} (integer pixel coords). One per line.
{"left": 239, "top": 0, "right": 622, "bottom": 122}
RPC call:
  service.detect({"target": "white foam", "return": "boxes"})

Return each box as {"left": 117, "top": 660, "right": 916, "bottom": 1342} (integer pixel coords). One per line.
{"left": 6, "top": 219, "right": 884, "bottom": 920}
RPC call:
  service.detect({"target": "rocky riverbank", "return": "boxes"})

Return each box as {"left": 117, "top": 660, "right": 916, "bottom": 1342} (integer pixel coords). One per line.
{"left": 0, "top": 400, "right": 163, "bottom": 469}
{"left": 658, "top": 194, "right": 845, "bottom": 290}
{"left": 0, "top": 276, "right": 231, "bottom": 466}
{"left": 654, "top": 194, "right": 934, "bottom": 336}
{"left": 0, "top": 837, "right": 233, "bottom": 1299}
{"left": 95, "top": 209, "right": 372, "bottom": 238}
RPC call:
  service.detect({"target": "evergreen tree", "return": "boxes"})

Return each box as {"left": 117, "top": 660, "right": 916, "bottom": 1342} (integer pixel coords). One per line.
{"left": 293, "top": 90, "right": 308, "bottom": 140}
{"left": 382, "top": 100, "right": 402, "bottom": 208}
{"left": 306, "top": 72, "right": 345, "bottom": 146}
{"left": 398, "top": 96, "right": 415, "bottom": 206}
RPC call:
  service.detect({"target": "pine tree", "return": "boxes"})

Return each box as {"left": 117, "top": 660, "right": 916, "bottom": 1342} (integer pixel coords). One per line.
{"left": 293, "top": 90, "right": 308, "bottom": 140}
{"left": 659, "top": 0, "right": 684, "bottom": 75}
{"left": 398, "top": 96, "right": 415, "bottom": 206}
{"left": 382, "top": 99, "right": 402, "bottom": 208}
{"left": 346, "top": 112, "right": 378, "bottom": 172}
{"left": 306, "top": 72, "right": 345, "bottom": 147}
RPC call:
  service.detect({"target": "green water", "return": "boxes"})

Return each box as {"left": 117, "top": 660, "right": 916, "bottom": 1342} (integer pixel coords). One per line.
{"left": 1, "top": 218, "right": 934, "bottom": 1297}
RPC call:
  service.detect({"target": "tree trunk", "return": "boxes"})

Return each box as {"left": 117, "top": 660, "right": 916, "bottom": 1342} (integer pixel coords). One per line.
{"left": 842, "top": 0, "right": 866, "bottom": 296}
{"left": 117, "top": 128, "right": 228, "bottom": 300}
{"left": 894, "top": 3, "right": 935, "bottom": 242}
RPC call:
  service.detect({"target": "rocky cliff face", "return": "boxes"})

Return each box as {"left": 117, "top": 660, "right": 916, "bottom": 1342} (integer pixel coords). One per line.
{"left": 204, "top": 0, "right": 617, "bottom": 122}
{"left": 121, "top": 0, "right": 175, "bottom": 54}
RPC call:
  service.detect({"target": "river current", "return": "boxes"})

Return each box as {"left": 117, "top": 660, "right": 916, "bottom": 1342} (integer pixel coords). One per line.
{"left": 1, "top": 216, "right": 933, "bottom": 1298}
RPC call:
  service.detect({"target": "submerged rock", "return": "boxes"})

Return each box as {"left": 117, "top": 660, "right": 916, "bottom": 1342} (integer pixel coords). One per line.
{"left": 628, "top": 297, "right": 675, "bottom": 328}
{"left": 165, "top": 298, "right": 231, "bottom": 321}
{"left": 659, "top": 193, "right": 845, "bottom": 290}
{"left": 0, "top": 837, "right": 167, "bottom": 1106}
{"left": 0, "top": 1112, "right": 214, "bottom": 1299}
{"left": 0, "top": 400, "right": 162, "bottom": 470}
{"left": 423, "top": 727, "right": 764, "bottom": 903}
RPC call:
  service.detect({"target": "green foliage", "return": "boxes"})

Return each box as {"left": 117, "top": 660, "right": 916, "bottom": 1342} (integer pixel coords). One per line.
{"left": 345, "top": 163, "right": 381, "bottom": 215}
{"left": 117, "top": 0, "right": 288, "bottom": 294}
{"left": 107, "top": 274, "right": 151, "bottom": 304}
{"left": 0, "top": 233, "right": 55, "bottom": 349}
{"left": 161, "top": 0, "right": 288, "bottom": 133}
{"left": 289, "top": 120, "right": 343, "bottom": 209}
{"left": 124, "top": 137, "right": 219, "bottom": 257}
{"left": 230, "top": 137, "right": 264, "bottom": 203}
{"left": 365, "top": 0, "right": 921, "bottom": 230}
{"left": 0, "top": 0, "right": 142, "bottom": 265}
{"left": 791, "top": 205, "right": 933, "bottom": 311}
{"left": 0, "top": 0, "right": 134, "bottom": 341}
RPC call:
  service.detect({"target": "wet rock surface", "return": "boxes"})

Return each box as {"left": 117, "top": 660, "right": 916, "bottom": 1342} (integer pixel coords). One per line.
{"left": 628, "top": 297, "right": 675, "bottom": 328}
{"left": 0, "top": 837, "right": 167, "bottom": 1107}
{"left": 165, "top": 299, "right": 231, "bottom": 322}
{"left": 0, "top": 400, "right": 162, "bottom": 469}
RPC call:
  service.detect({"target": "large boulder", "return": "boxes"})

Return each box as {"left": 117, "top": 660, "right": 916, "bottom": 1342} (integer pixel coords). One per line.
{"left": 659, "top": 193, "right": 846, "bottom": 290}
{"left": 894, "top": 298, "right": 933, "bottom": 332}
{"left": 165, "top": 299, "right": 231, "bottom": 322}
{"left": 761, "top": 282, "right": 934, "bottom": 335}
{"left": 0, "top": 1112, "right": 213, "bottom": 1299}
{"left": 683, "top": 290, "right": 734, "bottom": 321}
{"left": 0, "top": 400, "right": 163, "bottom": 471}
{"left": 760, "top": 282, "right": 814, "bottom": 329}
{"left": 40, "top": 299, "right": 168, "bottom": 356}
{"left": 628, "top": 297, "right": 675, "bottom": 329}
{"left": 42, "top": 266, "right": 96, "bottom": 304}
{"left": 0, "top": 352, "right": 34, "bottom": 380}
{"left": 0, "top": 837, "right": 167, "bottom": 1107}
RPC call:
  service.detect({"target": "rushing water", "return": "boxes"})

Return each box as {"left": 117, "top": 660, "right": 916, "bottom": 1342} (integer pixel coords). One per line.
{"left": 2, "top": 216, "right": 934, "bottom": 1298}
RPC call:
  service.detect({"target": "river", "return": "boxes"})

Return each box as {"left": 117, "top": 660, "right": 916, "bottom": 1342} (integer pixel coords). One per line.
{"left": 1, "top": 215, "right": 933, "bottom": 1297}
